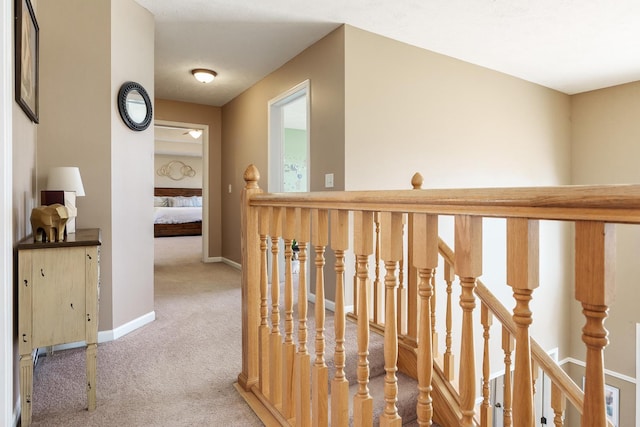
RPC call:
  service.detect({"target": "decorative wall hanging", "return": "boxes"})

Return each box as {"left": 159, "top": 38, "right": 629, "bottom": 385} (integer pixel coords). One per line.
{"left": 157, "top": 160, "right": 196, "bottom": 181}
{"left": 117, "top": 81, "right": 152, "bottom": 131}
{"left": 15, "top": 0, "right": 39, "bottom": 123}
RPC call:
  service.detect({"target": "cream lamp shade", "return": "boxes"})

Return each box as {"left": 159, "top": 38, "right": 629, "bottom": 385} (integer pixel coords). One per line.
{"left": 47, "top": 167, "right": 86, "bottom": 196}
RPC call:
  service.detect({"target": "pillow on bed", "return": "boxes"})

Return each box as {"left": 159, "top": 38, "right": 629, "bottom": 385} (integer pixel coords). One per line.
{"left": 154, "top": 196, "right": 169, "bottom": 207}
{"left": 169, "top": 196, "right": 202, "bottom": 207}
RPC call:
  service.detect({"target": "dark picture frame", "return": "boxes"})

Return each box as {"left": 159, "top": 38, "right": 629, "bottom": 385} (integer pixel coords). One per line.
{"left": 15, "top": 0, "right": 39, "bottom": 123}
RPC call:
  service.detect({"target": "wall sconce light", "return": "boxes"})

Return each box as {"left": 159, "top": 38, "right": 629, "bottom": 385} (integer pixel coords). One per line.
{"left": 44, "top": 166, "right": 86, "bottom": 234}
{"left": 191, "top": 68, "right": 217, "bottom": 83}
{"left": 188, "top": 129, "right": 202, "bottom": 139}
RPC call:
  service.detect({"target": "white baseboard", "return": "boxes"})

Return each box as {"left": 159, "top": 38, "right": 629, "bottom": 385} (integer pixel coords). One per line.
{"left": 103, "top": 310, "right": 156, "bottom": 342}
{"left": 308, "top": 293, "right": 354, "bottom": 314}
{"left": 560, "top": 357, "right": 636, "bottom": 384}
{"left": 49, "top": 311, "right": 156, "bottom": 352}
{"left": 203, "top": 256, "right": 222, "bottom": 263}
{"left": 222, "top": 257, "right": 241, "bottom": 270}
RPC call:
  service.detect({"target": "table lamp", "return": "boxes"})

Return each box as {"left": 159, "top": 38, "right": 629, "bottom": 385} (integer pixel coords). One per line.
{"left": 44, "top": 167, "right": 86, "bottom": 233}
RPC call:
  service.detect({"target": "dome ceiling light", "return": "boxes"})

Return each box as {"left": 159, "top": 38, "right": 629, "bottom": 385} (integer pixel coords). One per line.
{"left": 191, "top": 68, "right": 217, "bottom": 83}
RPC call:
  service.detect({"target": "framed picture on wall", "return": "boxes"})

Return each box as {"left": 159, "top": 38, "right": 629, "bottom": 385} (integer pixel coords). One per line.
{"left": 14, "top": 0, "right": 39, "bottom": 123}
{"left": 604, "top": 384, "right": 620, "bottom": 427}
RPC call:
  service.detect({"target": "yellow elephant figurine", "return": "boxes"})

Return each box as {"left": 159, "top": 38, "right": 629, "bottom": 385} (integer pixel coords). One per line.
{"left": 30, "top": 204, "right": 70, "bottom": 242}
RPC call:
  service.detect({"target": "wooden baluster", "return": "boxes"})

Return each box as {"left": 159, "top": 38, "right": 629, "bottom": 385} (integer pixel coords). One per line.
{"left": 430, "top": 271, "right": 438, "bottom": 357}
{"left": 353, "top": 210, "right": 374, "bottom": 426}
{"left": 397, "top": 215, "right": 407, "bottom": 336}
{"left": 406, "top": 173, "right": 423, "bottom": 342}
{"left": 481, "top": 303, "right": 493, "bottom": 427}
{"left": 531, "top": 360, "right": 539, "bottom": 397}
{"left": 407, "top": 213, "right": 419, "bottom": 343}
{"left": 551, "top": 382, "right": 566, "bottom": 427}
{"left": 259, "top": 206, "right": 271, "bottom": 398}
{"left": 507, "top": 218, "right": 539, "bottom": 427}
{"left": 239, "top": 164, "right": 263, "bottom": 391}
{"left": 374, "top": 212, "right": 383, "bottom": 324}
{"left": 412, "top": 213, "right": 438, "bottom": 426}
{"left": 575, "top": 221, "right": 615, "bottom": 427}
{"left": 282, "top": 208, "right": 296, "bottom": 419}
{"left": 295, "top": 208, "right": 311, "bottom": 427}
{"left": 380, "top": 212, "right": 403, "bottom": 426}
{"left": 269, "top": 206, "right": 283, "bottom": 408}
{"left": 353, "top": 257, "right": 358, "bottom": 317}
{"left": 443, "top": 261, "right": 455, "bottom": 381}
{"left": 330, "top": 209, "right": 350, "bottom": 427}
{"left": 312, "top": 209, "right": 329, "bottom": 427}
{"left": 502, "top": 327, "right": 515, "bottom": 427}
{"left": 454, "top": 215, "right": 482, "bottom": 427}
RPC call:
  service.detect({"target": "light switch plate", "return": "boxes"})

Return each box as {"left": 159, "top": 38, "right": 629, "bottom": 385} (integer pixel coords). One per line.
{"left": 325, "top": 173, "right": 334, "bottom": 188}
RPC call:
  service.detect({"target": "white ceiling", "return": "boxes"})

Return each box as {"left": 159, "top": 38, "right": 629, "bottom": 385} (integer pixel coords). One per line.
{"left": 135, "top": 0, "right": 640, "bottom": 107}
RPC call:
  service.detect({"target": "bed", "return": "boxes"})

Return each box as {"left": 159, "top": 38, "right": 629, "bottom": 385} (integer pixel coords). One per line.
{"left": 154, "top": 187, "right": 202, "bottom": 237}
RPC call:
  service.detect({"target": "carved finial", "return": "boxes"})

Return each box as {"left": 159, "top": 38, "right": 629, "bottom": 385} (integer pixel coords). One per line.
{"left": 244, "top": 164, "right": 260, "bottom": 189}
{"left": 411, "top": 172, "right": 423, "bottom": 189}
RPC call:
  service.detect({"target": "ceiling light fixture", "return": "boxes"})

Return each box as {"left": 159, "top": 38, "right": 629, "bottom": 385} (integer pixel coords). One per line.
{"left": 188, "top": 129, "right": 202, "bottom": 139}
{"left": 191, "top": 68, "right": 217, "bottom": 83}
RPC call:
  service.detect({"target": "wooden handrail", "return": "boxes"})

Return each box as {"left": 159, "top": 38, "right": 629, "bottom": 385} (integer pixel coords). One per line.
{"left": 249, "top": 185, "right": 640, "bottom": 223}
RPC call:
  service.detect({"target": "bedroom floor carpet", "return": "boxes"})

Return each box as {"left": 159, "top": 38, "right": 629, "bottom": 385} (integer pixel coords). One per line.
{"left": 28, "top": 236, "right": 262, "bottom": 426}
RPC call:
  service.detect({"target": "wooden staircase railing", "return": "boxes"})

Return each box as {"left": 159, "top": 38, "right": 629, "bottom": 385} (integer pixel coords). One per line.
{"left": 237, "top": 164, "right": 638, "bottom": 426}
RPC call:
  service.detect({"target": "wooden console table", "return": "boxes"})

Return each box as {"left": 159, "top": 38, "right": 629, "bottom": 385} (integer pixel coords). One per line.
{"left": 17, "top": 228, "right": 101, "bottom": 426}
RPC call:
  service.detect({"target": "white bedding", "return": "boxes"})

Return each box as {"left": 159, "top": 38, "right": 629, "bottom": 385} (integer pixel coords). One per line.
{"left": 153, "top": 206, "right": 202, "bottom": 224}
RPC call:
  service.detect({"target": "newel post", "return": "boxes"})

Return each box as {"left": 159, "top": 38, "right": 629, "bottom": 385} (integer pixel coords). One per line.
{"left": 239, "top": 164, "right": 263, "bottom": 390}
{"left": 575, "top": 221, "right": 615, "bottom": 427}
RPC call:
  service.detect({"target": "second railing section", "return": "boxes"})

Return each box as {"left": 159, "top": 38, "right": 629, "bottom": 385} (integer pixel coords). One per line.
{"left": 238, "top": 164, "right": 639, "bottom": 427}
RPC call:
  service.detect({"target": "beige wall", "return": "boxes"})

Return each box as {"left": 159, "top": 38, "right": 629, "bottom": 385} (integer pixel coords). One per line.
{"left": 155, "top": 99, "right": 222, "bottom": 257}
{"left": 110, "top": 0, "right": 155, "bottom": 328}
{"left": 11, "top": 0, "right": 40, "bottom": 411}
{"left": 344, "top": 25, "right": 571, "bottom": 190}
{"left": 221, "top": 27, "right": 345, "bottom": 263}
{"left": 220, "top": 24, "right": 574, "bottom": 365}
{"left": 11, "top": 96, "right": 38, "bottom": 417}
{"left": 37, "top": 0, "right": 155, "bottom": 331}
{"left": 569, "top": 80, "right": 640, "bottom": 425}
{"left": 343, "top": 26, "right": 573, "bottom": 365}
{"left": 38, "top": 0, "right": 113, "bottom": 327}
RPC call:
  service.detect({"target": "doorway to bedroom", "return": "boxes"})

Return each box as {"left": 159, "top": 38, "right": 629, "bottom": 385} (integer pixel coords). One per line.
{"left": 153, "top": 120, "right": 209, "bottom": 261}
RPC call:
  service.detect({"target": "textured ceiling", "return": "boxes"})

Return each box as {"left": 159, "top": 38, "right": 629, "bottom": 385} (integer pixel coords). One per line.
{"left": 135, "top": 0, "right": 640, "bottom": 107}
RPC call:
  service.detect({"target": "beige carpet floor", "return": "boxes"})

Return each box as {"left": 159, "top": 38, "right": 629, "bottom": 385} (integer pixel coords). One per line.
{"left": 29, "top": 236, "right": 262, "bottom": 426}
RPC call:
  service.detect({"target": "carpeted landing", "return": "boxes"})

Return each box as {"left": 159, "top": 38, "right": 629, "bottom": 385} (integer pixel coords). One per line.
{"left": 27, "top": 236, "right": 440, "bottom": 426}
{"left": 29, "top": 236, "right": 262, "bottom": 426}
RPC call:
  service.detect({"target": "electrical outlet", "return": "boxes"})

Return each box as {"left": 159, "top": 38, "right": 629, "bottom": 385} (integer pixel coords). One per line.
{"left": 325, "top": 173, "right": 334, "bottom": 188}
